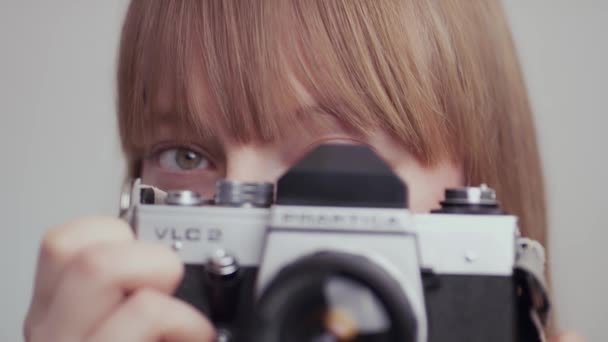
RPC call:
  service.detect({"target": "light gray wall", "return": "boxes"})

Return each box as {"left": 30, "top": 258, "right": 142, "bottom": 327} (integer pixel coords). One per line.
{"left": 0, "top": 1, "right": 605, "bottom": 341}
{"left": 0, "top": 1, "right": 128, "bottom": 340}
{"left": 504, "top": 2, "right": 608, "bottom": 339}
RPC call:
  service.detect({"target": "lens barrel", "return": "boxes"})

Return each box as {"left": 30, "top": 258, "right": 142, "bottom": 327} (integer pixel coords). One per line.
{"left": 251, "top": 252, "right": 418, "bottom": 342}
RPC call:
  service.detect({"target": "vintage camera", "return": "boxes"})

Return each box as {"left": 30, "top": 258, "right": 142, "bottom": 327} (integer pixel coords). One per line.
{"left": 122, "top": 144, "right": 550, "bottom": 342}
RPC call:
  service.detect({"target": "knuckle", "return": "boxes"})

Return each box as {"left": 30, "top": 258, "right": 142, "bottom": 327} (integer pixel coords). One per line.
{"left": 39, "top": 217, "right": 133, "bottom": 264}
{"left": 39, "top": 222, "right": 78, "bottom": 263}
{"left": 68, "top": 245, "right": 115, "bottom": 282}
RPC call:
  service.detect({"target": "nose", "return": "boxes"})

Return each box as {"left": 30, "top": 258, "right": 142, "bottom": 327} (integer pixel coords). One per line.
{"left": 223, "top": 144, "right": 287, "bottom": 184}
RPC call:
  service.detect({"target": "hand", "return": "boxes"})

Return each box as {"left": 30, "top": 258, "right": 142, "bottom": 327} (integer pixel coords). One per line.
{"left": 551, "top": 332, "right": 585, "bottom": 342}
{"left": 23, "top": 217, "right": 215, "bottom": 342}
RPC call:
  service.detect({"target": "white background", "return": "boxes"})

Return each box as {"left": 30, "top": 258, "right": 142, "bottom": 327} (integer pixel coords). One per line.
{"left": 0, "top": 1, "right": 606, "bottom": 341}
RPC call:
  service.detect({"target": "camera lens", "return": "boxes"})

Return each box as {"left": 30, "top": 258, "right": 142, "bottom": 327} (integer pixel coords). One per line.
{"left": 280, "top": 275, "right": 392, "bottom": 341}
{"left": 252, "top": 252, "right": 417, "bottom": 342}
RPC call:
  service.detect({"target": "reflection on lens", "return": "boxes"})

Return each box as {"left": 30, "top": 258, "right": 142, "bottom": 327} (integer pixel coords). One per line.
{"left": 281, "top": 275, "right": 392, "bottom": 342}
{"left": 324, "top": 308, "right": 358, "bottom": 340}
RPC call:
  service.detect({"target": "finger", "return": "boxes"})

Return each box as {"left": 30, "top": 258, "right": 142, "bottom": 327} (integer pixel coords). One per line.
{"left": 87, "top": 288, "right": 215, "bottom": 342}
{"left": 552, "top": 332, "right": 585, "bottom": 342}
{"left": 31, "top": 217, "right": 134, "bottom": 307}
{"left": 26, "top": 217, "right": 134, "bottom": 333}
{"left": 32, "top": 241, "right": 183, "bottom": 341}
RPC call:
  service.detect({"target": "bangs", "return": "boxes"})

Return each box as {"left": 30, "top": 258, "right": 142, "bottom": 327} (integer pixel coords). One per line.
{"left": 118, "top": 0, "right": 489, "bottom": 166}
{"left": 118, "top": 1, "right": 548, "bottom": 246}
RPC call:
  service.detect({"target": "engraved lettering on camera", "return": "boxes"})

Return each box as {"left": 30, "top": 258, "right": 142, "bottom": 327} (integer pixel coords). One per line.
{"left": 279, "top": 212, "right": 401, "bottom": 228}
{"left": 154, "top": 227, "right": 202, "bottom": 242}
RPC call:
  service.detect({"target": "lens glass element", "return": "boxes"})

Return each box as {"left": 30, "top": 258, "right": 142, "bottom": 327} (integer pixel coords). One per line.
{"left": 281, "top": 275, "right": 392, "bottom": 342}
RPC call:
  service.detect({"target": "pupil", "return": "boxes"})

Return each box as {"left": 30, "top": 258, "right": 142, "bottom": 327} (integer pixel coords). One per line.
{"left": 176, "top": 149, "right": 201, "bottom": 169}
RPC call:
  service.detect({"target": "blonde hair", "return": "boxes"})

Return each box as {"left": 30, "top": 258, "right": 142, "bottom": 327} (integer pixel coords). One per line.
{"left": 117, "top": 1, "right": 546, "bottom": 246}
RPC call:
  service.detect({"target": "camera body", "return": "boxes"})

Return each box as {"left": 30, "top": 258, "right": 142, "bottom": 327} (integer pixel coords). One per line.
{"left": 124, "top": 144, "right": 549, "bottom": 342}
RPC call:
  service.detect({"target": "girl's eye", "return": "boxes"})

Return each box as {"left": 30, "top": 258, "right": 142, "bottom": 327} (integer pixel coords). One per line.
{"left": 158, "top": 147, "right": 210, "bottom": 171}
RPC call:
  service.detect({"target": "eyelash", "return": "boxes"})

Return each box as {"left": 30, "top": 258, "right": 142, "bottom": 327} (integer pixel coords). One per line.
{"left": 144, "top": 136, "right": 364, "bottom": 176}
{"left": 147, "top": 143, "right": 217, "bottom": 173}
